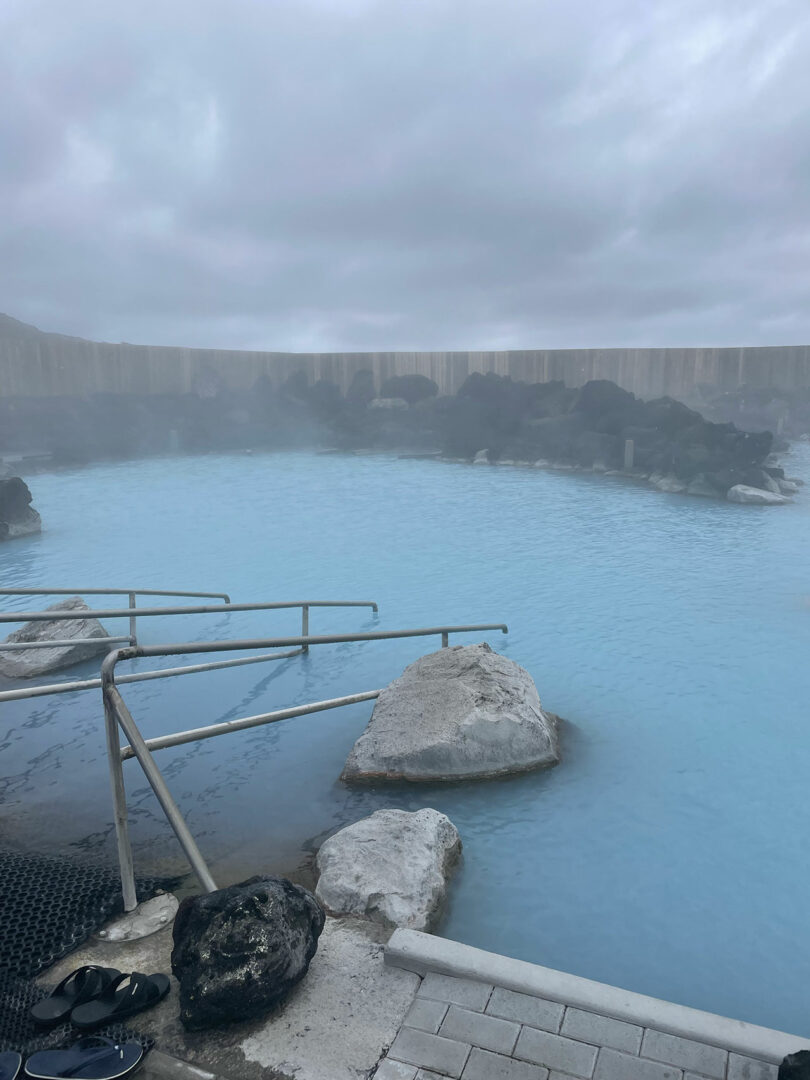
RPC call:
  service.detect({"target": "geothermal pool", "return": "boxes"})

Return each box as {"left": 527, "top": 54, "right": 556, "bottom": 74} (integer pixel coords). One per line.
{"left": 1, "top": 447, "right": 809, "bottom": 1034}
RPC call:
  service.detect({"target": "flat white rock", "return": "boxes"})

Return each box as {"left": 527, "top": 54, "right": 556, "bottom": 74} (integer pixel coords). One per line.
{"left": 0, "top": 596, "right": 111, "bottom": 677}
{"left": 341, "top": 642, "right": 560, "bottom": 782}
{"left": 727, "top": 484, "right": 790, "bottom": 505}
{"left": 315, "top": 808, "right": 461, "bottom": 930}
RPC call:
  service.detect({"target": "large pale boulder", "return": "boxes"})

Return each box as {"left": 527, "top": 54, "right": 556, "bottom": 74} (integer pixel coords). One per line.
{"left": 171, "top": 875, "right": 325, "bottom": 1030}
{"left": 315, "top": 808, "right": 461, "bottom": 931}
{"left": 341, "top": 642, "right": 560, "bottom": 782}
{"left": 727, "top": 484, "right": 791, "bottom": 505}
{"left": 0, "top": 596, "right": 111, "bottom": 677}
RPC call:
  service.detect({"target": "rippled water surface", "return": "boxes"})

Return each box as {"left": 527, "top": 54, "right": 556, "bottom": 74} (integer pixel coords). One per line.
{"left": 2, "top": 447, "right": 809, "bottom": 1033}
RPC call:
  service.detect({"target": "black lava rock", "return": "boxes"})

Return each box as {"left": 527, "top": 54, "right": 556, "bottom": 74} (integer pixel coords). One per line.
{"left": 780, "top": 1050, "right": 810, "bottom": 1079}
{"left": 171, "top": 876, "right": 325, "bottom": 1031}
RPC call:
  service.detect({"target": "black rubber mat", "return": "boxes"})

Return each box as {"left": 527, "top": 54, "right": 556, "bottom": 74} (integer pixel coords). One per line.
{"left": 0, "top": 848, "right": 172, "bottom": 1055}
{"left": 0, "top": 848, "right": 166, "bottom": 979}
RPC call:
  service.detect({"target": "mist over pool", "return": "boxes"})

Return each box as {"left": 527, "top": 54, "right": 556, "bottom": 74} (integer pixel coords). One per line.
{"left": 1, "top": 446, "right": 809, "bottom": 1034}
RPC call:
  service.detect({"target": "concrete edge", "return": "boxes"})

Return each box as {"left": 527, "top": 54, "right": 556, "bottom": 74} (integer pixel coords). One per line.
{"left": 384, "top": 929, "right": 810, "bottom": 1065}
{"left": 144, "top": 1050, "right": 229, "bottom": 1080}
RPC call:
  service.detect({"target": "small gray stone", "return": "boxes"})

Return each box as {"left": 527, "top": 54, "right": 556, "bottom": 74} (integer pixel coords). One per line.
{"left": 405, "top": 997, "right": 448, "bottom": 1034}
{"left": 388, "top": 1027, "right": 471, "bottom": 1078}
{"left": 462, "top": 1047, "right": 549, "bottom": 1080}
{"left": 595, "top": 1049, "right": 681, "bottom": 1080}
{"left": 375, "top": 1061, "right": 418, "bottom": 1080}
{"left": 342, "top": 643, "right": 560, "bottom": 782}
{"left": 472, "top": 449, "right": 490, "bottom": 464}
{"left": 418, "top": 973, "right": 493, "bottom": 1011}
{"left": 514, "top": 1028, "right": 598, "bottom": 1078}
{"left": 440, "top": 1005, "right": 519, "bottom": 1055}
{"left": 726, "top": 1054, "right": 779, "bottom": 1080}
{"left": 640, "top": 1031, "right": 726, "bottom": 1078}
{"left": 486, "top": 987, "right": 563, "bottom": 1032}
{"left": 0, "top": 597, "right": 110, "bottom": 677}
{"left": 315, "top": 808, "right": 461, "bottom": 931}
{"left": 561, "top": 1009, "right": 642, "bottom": 1054}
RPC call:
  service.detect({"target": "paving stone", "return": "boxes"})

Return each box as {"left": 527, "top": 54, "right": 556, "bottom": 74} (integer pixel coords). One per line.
{"left": 595, "top": 1048, "right": 683, "bottom": 1080}
{"left": 515, "top": 1027, "right": 598, "bottom": 1078}
{"left": 641, "top": 1031, "right": 727, "bottom": 1078}
{"left": 416, "top": 1072, "right": 448, "bottom": 1080}
{"left": 406, "top": 997, "right": 449, "bottom": 1034}
{"left": 389, "top": 1027, "right": 472, "bottom": 1079}
{"left": 727, "top": 1056, "right": 779, "bottom": 1080}
{"left": 440, "top": 1005, "right": 520, "bottom": 1055}
{"left": 462, "top": 1046, "right": 550, "bottom": 1080}
{"left": 418, "top": 973, "right": 493, "bottom": 1011}
{"left": 561, "top": 1009, "right": 643, "bottom": 1054}
{"left": 486, "top": 987, "right": 564, "bottom": 1032}
{"left": 375, "top": 1061, "right": 419, "bottom": 1080}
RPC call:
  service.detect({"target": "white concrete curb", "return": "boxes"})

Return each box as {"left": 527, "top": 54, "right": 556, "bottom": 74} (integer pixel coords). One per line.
{"left": 385, "top": 929, "right": 810, "bottom": 1065}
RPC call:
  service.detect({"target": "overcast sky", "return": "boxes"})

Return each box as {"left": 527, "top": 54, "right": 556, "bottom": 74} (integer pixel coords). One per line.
{"left": 2, "top": 0, "right": 809, "bottom": 352}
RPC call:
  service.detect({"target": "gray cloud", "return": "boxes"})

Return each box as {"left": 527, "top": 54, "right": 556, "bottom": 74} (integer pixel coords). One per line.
{"left": 2, "top": 0, "right": 809, "bottom": 351}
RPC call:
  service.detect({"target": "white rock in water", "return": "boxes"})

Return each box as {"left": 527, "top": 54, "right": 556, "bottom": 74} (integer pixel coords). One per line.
{"left": 649, "top": 473, "right": 687, "bottom": 494}
{"left": 472, "top": 449, "right": 489, "bottom": 464}
{"left": 686, "top": 474, "right": 720, "bottom": 498}
{"left": 779, "top": 479, "right": 800, "bottom": 495}
{"left": 315, "top": 808, "right": 461, "bottom": 931}
{"left": 727, "top": 484, "right": 790, "bottom": 506}
{"left": 0, "top": 596, "right": 111, "bottom": 677}
{"left": 341, "top": 642, "right": 560, "bottom": 782}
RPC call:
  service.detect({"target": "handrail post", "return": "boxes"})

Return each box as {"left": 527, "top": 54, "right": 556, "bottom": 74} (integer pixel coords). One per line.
{"left": 301, "top": 605, "right": 309, "bottom": 653}
{"left": 128, "top": 592, "right": 137, "bottom": 645}
{"left": 103, "top": 689, "right": 138, "bottom": 911}
{"left": 441, "top": 631, "right": 449, "bottom": 647}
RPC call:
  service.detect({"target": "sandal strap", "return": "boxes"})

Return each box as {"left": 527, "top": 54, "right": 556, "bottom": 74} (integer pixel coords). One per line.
{"left": 51, "top": 966, "right": 106, "bottom": 1002}
{"left": 108, "top": 972, "right": 155, "bottom": 1012}
{"left": 52, "top": 1045, "right": 127, "bottom": 1079}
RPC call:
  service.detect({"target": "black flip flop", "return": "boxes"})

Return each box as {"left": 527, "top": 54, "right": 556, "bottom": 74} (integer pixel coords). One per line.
{"left": 29, "top": 968, "right": 121, "bottom": 1029}
{"left": 24, "top": 1037, "right": 143, "bottom": 1080}
{"left": 0, "top": 1052, "right": 22, "bottom": 1080}
{"left": 69, "top": 972, "right": 170, "bottom": 1031}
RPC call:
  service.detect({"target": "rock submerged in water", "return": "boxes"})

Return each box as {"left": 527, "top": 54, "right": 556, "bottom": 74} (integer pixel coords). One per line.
{"left": 315, "top": 808, "right": 461, "bottom": 931}
{"left": 171, "top": 875, "right": 325, "bottom": 1031}
{"left": 0, "top": 477, "right": 41, "bottom": 540}
{"left": 341, "top": 642, "right": 560, "bottom": 782}
{"left": 0, "top": 596, "right": 111, "bottom": 678}
{"left": 727, "top": 484, "right": 791, "bottom": 505}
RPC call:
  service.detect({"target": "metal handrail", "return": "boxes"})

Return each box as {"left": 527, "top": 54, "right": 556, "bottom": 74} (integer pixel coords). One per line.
{"left": 0, "top": 599, "right": 378, "bottom": 623}
{"left": 0, "top": 587, "right": 231, "bottom": 653}
{"left": 0, "top": 597, "right": 378, "bottom": 657}
{"left": 0, "top": 588, "right": 232, "bottom": 600}
{"left": 102, "top": 622, "right": 508, "bottom": 910}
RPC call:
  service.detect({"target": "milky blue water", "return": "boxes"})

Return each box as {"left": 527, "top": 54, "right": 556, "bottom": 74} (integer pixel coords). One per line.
{"left": 1, "top": 448, "right": 809, "bottom": 1034}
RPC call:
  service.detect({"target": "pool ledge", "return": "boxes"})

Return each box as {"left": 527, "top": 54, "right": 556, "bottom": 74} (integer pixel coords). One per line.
{"left": 385, "top": 928, "right": 810, "bottom": 1065}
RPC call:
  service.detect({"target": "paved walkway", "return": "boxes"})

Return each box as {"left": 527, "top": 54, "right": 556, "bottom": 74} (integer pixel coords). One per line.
{"left": 376, "top": 971, "right": 778, "bottom": 1080}
{"left": 378, "top": 931, "right": 807, "bottom": 1080}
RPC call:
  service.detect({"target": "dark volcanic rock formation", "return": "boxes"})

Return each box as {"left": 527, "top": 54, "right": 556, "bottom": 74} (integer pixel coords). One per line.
{"left": 171, "top": 876, "right": 325, "bottom": 1031}
{"left": 0, "top": 352, "right": 785, "bottom": 500}
{"left": 0, "top": 477, "right": 41, "bottom": 540}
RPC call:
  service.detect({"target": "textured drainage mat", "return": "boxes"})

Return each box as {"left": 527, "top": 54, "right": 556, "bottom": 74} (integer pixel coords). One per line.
{"left": 0, "top": 848, "right": 167, "bottom": 979}
{"left": 0, "top": 848, "right": 171, "bottom": 1055}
